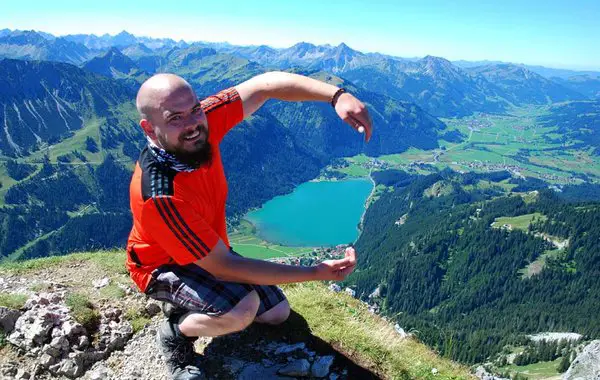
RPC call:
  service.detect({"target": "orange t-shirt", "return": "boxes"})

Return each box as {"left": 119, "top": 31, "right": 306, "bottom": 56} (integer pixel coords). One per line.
{"left": 126, "top": 88, "right": 243, "bottom": 291}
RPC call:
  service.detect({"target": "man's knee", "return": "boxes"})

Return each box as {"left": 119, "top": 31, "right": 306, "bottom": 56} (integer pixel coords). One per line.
{"left": 221, "top": 290, "right": 260, "bottom": 332}
{"left": 255, "top": 299, "right": 290, "bottom": 325}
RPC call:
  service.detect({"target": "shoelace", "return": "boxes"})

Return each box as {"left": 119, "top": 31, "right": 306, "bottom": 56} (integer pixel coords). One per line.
{"left": 162, "top": 332, "right": 195, "bottom": 366}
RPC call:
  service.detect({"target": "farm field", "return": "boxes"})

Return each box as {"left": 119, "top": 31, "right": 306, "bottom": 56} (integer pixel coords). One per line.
{"left": 228, "top": 220, "right": 314, "bottom": 259}
{"left": 365, "top": 106, "right": 600, "bottom": 184}
{"left": 491, "top": 213, "right": 547, "bottom": 231}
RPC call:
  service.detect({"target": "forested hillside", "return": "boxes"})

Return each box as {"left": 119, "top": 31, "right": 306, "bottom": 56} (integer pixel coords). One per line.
{"left": 352, "top": 171, "right": 600, "bottom": 363}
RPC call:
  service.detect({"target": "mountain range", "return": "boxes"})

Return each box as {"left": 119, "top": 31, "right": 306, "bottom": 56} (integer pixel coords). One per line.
{"left": 1, "top": 27, "right": 599, "bottom": 378}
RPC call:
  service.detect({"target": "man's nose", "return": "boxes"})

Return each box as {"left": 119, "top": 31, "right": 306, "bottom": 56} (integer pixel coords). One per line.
{"left": 184, "top": 112, "right": 202, "bottom": 128}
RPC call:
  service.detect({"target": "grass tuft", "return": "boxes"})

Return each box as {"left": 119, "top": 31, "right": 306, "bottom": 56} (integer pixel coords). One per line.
{"left": 99, "top": 284, "right": 126, "bottom": 300}
{"left": 124, "top": 307, "right": 152, "bottom": 334}
{"left": 0, "top": 292, "right": 28, "bottom": 309}
{"left": 66, "top": 292, "right": 100, "bottom": 332}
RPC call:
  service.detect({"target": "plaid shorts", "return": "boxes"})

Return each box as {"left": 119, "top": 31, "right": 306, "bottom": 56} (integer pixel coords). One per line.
{"left": 144, "top": 251, "right": 286, "bottom": 317}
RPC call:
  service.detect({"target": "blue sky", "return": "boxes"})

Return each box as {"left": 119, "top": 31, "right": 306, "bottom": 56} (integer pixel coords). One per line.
{"left": 2, "top": 0, "right": 599, "bottom": 70}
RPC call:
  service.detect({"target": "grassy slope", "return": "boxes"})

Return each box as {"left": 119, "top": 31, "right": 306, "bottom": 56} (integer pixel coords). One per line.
{"left": 0, "top": 250, "right": 473, "bottom": 380}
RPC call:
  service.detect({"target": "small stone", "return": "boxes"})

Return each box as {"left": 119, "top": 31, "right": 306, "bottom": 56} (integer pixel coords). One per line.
{"left": 103, "top": 307, "right": 122, "bottom": 321}
{"left": 329, "top": 373, "right": 339, "bottom": 380}
{"left": 93, "top": 277, "right": 110, "bottom": 289}
{"left": 78, "top": 335, "right": 90, "bottom": 349}
{"left": 58, "top": 357, "right": 85, "bottom": 378}
{"left": 277, "top": 359, "right": 311, "bottom": 377}
{"left": 39, "top": 353, "right": 56, "bottom": 368}
{"left": 274, "top": 342, "right": 306, "bottom": 355}
{"left": 61, "top": 320, "right": 86, "bottom": 338}
{"left": 42, "top": 343, "right": 62, "bottom": 358}
{"left": 344, "top": 287, "right": 356, "bottom": 297}
{"left": 0, "top": 306, "right": 22, "bottom": 332}
{"left": 145, "top": 301, "right": 161, "bottom": 317}
{"left": 15, "top": 368, "right": 30, "bottom": 379}
{"left": 328, "top": 284, "right": 341, "bottom": 292}
{"left": 432, "top": 367, "right": 439, "bottom": 375}
{"left": 1, "top": 362, "right": 19, "bottom": 377}
{"left": 312, "top": 355, "right": 335, "bottom": 378}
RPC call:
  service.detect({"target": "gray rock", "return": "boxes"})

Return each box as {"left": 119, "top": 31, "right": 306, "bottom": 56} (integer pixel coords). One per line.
{"left": 474, "top": 366, "right": 509, "bottom": 380}
{"left": 274, "top": 342, "right": 306, "bottom": 355}
{"left": 102, "top": 307, "right": 122, "bottom": 321}
{"left": 50, "top": 335, "right": 70, "bottom": 351}
{"left": 92, "top": 277, "right": 110, "bottom": 289}
{"left": 15, "top": 368, "right": 30, "bottom": 379}
{"left": 42, "top": 343, "right": 62, "bottom": 358}
{"left": 1, "top": 362, "right": 18, "bottom": 377}
{"left": 89, "top": 365, "right": 112, "bottom": 380}
{"left": 312, "top": 355, "right": 335, "bottom": 378}
{"left": 39, "top": 353, "right": 57, "bottom": 368}
{"left": 0, "top": 306, "right": 22, "bottom": 333}
{"left": 145, "top": 301, "right": 162, "bottom": 317}
{"left": 61, "top": 320, "right": 86, "bottom": 338}
{"left": 238, "top": 363, "right": 288, "bottom": 380}
{"left": 564, "top": 340, "right": 600, "bottom": 380}
{"left": 278, "top": 359, "right": 311, "bottom": 377}
{"left": 58, "top": 356, "right": 85, "bottom": 379}
{"left": 78, "top": 335, "right": 90, "bottom": 349}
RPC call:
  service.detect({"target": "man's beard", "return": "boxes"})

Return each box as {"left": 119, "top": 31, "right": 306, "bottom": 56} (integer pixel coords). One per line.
{"left": 162, "top": 125, "right": 213, "bottom": 169}
{"left": 173, "top": 140, "right": 213, "bottom": 169}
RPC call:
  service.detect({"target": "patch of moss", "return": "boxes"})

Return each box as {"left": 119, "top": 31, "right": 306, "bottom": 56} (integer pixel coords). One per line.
{"left": 99, "top": 284, "right": 126, "bottom": 300}
{"left": 66, "top": 293, "right": 100, "bottom": 332}
{"left": 0, "top": 292, "right": 27, "bottom": 309}
{"left": 124, "top": 307, "right": 151, "bottom": 334}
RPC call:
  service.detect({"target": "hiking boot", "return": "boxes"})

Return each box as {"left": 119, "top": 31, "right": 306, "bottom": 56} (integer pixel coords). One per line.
{"left": 156, "top": 319, "right": 205, "bottom": 380}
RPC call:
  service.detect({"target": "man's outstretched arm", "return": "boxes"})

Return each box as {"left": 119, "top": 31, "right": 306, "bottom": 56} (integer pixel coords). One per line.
{"left": 195, "top": 239, "right": 356, "bottom": 285}
{"left": 235, "top": 71, "right": 373, "bottom": 142}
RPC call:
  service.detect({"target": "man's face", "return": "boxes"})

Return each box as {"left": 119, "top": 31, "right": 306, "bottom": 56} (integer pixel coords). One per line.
{"left": 147, "top": 85, "right": 212, "bottom": 167}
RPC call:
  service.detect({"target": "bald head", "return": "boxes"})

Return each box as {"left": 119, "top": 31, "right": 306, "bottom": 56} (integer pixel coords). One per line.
{"left": 136, "top": 73, "right": 195, "bottom": 122}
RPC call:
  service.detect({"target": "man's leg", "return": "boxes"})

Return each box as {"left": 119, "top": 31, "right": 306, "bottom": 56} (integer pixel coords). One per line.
{"left": 254, "top": 298, "right": 290, "bottom": 325}
{"left": 178, "top": 290, "right": 260, "bottom": 337}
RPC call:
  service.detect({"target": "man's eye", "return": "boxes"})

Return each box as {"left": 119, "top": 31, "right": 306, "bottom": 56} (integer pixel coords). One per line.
{"left": 170, "top": 116, "right": 181, "bottom": 122}
{"left": 193, "top": 107, "right": 202, "bottom": 114}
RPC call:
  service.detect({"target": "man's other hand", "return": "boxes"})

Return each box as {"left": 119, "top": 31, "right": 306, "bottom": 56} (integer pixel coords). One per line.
{"left": 334, "top": 94, "right": 373, "bottom": 142}
{"left": 314, "top": 247, "right": 357, "bottom": 281}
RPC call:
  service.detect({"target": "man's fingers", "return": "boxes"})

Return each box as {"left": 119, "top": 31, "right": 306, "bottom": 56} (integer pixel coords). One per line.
{"left": 328, "top": 257, "right": 353, "bottom": 271}
{"left": 345, "top": 247, "right": 357, "bottom": 265}
{"left": 348, "top": 115, "right": 372, "bottom": 143}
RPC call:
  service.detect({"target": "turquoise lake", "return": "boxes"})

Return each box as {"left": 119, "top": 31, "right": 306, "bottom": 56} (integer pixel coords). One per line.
{"left": 245, "top": 179, "right": 373, "bottom": 246}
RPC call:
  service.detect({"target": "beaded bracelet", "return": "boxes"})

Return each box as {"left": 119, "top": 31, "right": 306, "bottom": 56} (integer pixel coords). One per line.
{"left": 330, "top": 88, "right": 346, "bottom": 107}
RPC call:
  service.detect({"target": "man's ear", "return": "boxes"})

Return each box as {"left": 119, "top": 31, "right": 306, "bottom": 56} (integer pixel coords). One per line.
{"left": 140, "top": 119, "right": 156, "bottom": 139}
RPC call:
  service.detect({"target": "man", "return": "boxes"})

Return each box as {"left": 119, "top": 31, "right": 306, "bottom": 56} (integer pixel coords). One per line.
{"left": 126, "top": 71, "right": 372, "bottom": 379}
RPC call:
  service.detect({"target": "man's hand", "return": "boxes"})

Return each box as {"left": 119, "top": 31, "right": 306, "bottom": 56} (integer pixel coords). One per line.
{"left": 334, "top": 93, "right": 373, "bottom": 142}
{"left": 314, "top": 247, "right": 357, "bottom": 281}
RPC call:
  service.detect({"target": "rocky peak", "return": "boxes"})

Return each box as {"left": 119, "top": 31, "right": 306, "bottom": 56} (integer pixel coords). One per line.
{"left": 0, "top": 30, "right": 47, "bottom": 45}
{"left": 112, "top": 31, "right": 137, "bottom": 47}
